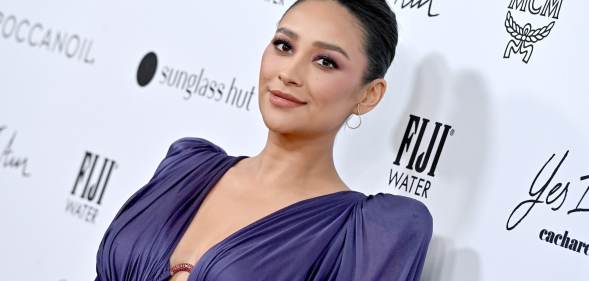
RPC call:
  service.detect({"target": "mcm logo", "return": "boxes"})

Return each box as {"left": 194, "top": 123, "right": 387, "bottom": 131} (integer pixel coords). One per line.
{"left": 502, "top": 0, "right": 563, "bottom": 63}
{"left": 503, "top": 11, "right": 555, "bottom": 63}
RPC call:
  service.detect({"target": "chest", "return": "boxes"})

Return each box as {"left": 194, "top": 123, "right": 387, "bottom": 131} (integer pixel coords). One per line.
{"left": 168, "top": 174, "right": 298, "bottom": 280}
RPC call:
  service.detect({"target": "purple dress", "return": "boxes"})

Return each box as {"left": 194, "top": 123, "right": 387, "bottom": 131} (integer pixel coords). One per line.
{"left": 94, "top": 137, "right": 433, "bottom": 281}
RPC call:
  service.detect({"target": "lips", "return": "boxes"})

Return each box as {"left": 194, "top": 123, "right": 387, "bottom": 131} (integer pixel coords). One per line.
{"left": 269, "top": 90, "right": 307, "bottom": 105}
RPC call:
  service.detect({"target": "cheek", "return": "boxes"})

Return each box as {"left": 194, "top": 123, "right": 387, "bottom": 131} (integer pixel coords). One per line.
{"left": 259, "top": 46, "right": 278, "bottom": 83}
{"left": 310, "top": 72, "right": 355, "bottom": 107}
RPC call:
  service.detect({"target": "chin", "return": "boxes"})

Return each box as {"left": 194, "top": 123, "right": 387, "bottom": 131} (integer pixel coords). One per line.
{"left": 261, "top": 112, "right": 294, "bottom": 133}
{"left": 258, "top": 94, "right": 313, "bottom": 135}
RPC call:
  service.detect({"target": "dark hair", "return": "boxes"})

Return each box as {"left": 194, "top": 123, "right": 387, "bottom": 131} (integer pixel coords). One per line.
{"left": 280, "top": 0, "right": 398, "bottom": 85}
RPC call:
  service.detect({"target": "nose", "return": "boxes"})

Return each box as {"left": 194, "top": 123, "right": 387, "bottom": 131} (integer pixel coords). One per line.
{"left": 278, "top": 57, "right": 304, "bottom": 87}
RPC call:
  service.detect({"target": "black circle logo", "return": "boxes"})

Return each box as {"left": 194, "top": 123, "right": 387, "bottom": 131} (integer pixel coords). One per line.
{"left": 136, "top": 52, "right": 158, "bottom": 87}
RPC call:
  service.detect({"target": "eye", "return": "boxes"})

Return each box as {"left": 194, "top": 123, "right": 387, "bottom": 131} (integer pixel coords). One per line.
{"left": 314, "top": 55, "right": 338, "bottom": 69}
{"left": 272, "top": 39, "right": 293, "bottom": 53}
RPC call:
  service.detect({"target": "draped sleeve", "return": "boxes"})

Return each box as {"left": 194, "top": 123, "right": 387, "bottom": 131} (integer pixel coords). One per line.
{"left": 107, "top": 137, "right": 225, "bottom": 221}
{"left": 357, "top": 193, "right": 433, "bottom": 281}
{"left": 151, "top": 137, "right": 225, "bottom": 180}
{"left": 94, "top": 137, "right": 226, "bottom": 281}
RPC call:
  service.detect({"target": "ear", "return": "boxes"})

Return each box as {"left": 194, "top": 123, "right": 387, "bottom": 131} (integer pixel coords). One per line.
{"left": 355, "top": 78, "right": 387, "bottom": 115}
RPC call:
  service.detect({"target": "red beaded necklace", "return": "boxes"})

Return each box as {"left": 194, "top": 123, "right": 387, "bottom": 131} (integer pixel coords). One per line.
{"left": 170, "top": 263, "right": 194, "bottom": 275}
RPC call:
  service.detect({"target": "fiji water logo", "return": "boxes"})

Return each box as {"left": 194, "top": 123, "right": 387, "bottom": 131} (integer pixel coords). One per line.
{"left": 66, "top": 151, "right": 117, "bottom": 224}
{"left": 388, "top": 114, "right": 454, "bottom": 198}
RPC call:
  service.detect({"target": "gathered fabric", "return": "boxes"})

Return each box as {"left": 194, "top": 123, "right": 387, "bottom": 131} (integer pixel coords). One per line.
{"left": 94, "top": 137, "right": 432, "bottom": 281}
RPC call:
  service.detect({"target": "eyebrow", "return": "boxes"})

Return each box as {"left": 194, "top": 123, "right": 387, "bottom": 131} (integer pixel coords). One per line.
{"left": 276, "top": 27, "right": 350, "bottom": 60}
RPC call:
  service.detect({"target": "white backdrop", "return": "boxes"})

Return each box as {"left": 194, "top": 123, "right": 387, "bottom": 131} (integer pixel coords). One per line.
{"left": 1, "top": 0, "right": 587, "bottom": 280}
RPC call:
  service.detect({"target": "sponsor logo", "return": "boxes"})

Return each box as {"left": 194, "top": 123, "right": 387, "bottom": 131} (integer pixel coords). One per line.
{"left": 502, "top": 0, "right": 563, "bottom": 63}
{"left": 392, "top": 0, "right": 439, "bottom": 17}
{"left": 0, "top": 124, "right": 31, "bottom": 177}
{"left": 66, "top": 151, "right": 117, "bottom": 224}
{"left": 136, "top": 52, "right": 256, "bottom": 112}
{"left": 0, "top": 10, "right": 95, "bottom": 64}
{"left": 388, "top": 114, "right": 454, "bottom": 198}
{"left": 507, "top": 150, "right": 589, "bottom": 230}
{"left": 507, "top": 150, "right": 589, "bottom": 257}
{"left": 137, "top": 52, "right": 158, "bottom": 87}
{"left": 264, "top": 0, "right": 285, "bottom": 5}
{"left": 539, "top": 229, "right": 589, "bottom": 256}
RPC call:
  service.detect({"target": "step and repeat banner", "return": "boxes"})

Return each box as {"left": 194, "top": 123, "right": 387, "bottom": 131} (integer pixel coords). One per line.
{"left": 1, "top": 0, "right": 587, "bottom": 280}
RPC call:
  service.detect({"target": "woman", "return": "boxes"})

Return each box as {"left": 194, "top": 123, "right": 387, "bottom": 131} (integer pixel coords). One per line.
{"left": 95, "top": 0, "right": 433, "bottom": 280}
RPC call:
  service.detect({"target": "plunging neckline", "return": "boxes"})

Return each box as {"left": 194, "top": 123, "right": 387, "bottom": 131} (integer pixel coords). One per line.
{"left": 166, "top": 154, "right": 363, "bottom": 280}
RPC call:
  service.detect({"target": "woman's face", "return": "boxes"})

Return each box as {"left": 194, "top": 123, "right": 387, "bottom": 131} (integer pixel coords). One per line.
{"left": 258, "top": 0, "right": 369, "bottom": 137}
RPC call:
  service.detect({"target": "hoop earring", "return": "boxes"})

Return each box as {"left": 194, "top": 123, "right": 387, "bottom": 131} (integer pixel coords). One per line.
{"left": 345, "top": 104, "right": 362, "bottom": 129}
